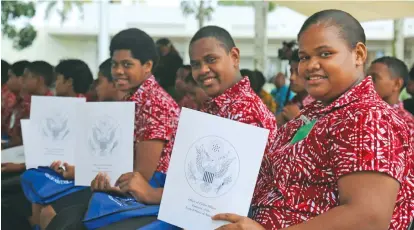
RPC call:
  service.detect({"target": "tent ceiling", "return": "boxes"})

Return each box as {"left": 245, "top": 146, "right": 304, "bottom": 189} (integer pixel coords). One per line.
{"left": 275, "top": 1, "right": 414, "bottom": 22}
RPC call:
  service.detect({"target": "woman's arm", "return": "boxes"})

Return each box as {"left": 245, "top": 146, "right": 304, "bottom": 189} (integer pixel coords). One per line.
{"left": 214, "top": 172, "right": 400, "bottom": 230}
{"left": 134, "top": 139, "right": 165, "bottom": 181}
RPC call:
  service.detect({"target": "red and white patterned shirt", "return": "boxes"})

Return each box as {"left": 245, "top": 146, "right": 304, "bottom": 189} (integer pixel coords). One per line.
{"left": 201, "top": 77, "right": 277, "bottom": 154}
{"left": 302, "top": 94, "right": 314, "bottom": 108}
{"left": 7, "top": 90, "right": 54, "bottom": 142}
{"left": 252, "top": 77, "right": 413, "bottom": 230}
{"left": 392, "top": 102, "right": 414, "bottom": 142}
{"left": 1, "top": 85, "right": 17, "bottom": 134}
{"left": 127, "top": 76, "right": 180, "bottom": 173}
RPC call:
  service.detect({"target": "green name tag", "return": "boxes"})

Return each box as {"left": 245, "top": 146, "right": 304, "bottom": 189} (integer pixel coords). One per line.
{"left": 290, "top": 119, "right": 317, "bottom": 145}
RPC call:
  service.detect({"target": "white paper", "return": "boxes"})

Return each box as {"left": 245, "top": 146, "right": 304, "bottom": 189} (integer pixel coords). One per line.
{"left": 158, "top": 108, "right": 270, "bottom": 230}
{"left": 1, "top": 145, "right": 25, "bottom": 164}
{"left": 30, "top": 96, "right": 86, "bottom": 166}
{"left": 74, "top": 102, "right": 135, "bottom": 186}
{"left": 21, "top": 119, "right": 38, "bottom": 169}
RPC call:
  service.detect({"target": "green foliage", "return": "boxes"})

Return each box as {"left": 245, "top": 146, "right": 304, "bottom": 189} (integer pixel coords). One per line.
{"left": 1, "top": 1, "right": 37, "bottom": 50}
{"left": 43, "top": 0, "right": 89, "bottom": 23}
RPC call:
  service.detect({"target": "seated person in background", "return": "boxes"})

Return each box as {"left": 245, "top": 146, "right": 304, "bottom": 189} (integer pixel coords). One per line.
{"left": 174, "top": 65, "right": 191, "bottom": 101}
{"left": 2, "top": 61, "right": 55, "bottom": 151}
{"left": 368, "top": 56, "right": 414, "bottom": 140}
{"left": 2, "top": 59, "right": 125, "bottom": 230}
{"left": 2, "top": 60, "right": 29, "bottom": 148}
{"left": 403, "top": 65, "right": 414, "bottom": 115}
{"left": 2, "top": 59, "right": 12, "bottom": 140}
{"left": 95, "top": 58, "right": 125, "bottom": 101}
{"left": 255, "top": 70, "right": 277, "bottom": 113}
{"left": 85, "top": 79, "right": 99, "bottom": 102}
{"left": 271, "top": 72, "right": 294, "bottom": 114}
{"left": 242, "top": 69, "right": 277, "bottom": 113}
{"left": 277, "top": 49, "right": 314, "bottom": 126}
{"left": 54, "top": 59, "right": 94, "bottom": 99}
{"left": 214, "top": 9, "right": 413, "bottom": 230}
{"left": 176, "top": 65, "right": 199, "bottom": 109}
{"left": 183, "top": 69, "right": 209, "bottom": 109}
{"left": 39, "top": 28, "right": 181, "bottom": 230}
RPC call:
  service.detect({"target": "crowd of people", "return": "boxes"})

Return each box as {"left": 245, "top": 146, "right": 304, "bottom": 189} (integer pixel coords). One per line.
{"left": 1, "top": 8, "right": 414, "bottom": 230}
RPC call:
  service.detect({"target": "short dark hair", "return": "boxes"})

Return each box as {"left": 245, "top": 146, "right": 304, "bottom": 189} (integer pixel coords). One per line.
{"left": 254, "top": 70, "right": 266, "bottom": 90}
{"left": 27, "top": 61, "right": 55, "bottom": 87}
{"left": 99, "top": 58, "right": 113, "bottom": 82}
{"left": 11, "top": 60, "right": 30, "bottom": 77}
{"left": 372, "top": 56, "right": 409, "bottom": 87}
{"left": 240, "top": 69, "right": 259, "bottom": 93}
{"left": 110, "top": 28, "right": 158, "bottom": 71}
{"left": 409, "top": 64, "right": 414, "bottom": 81}
{"left": 156, "top": 38, "right": 171, "bottom": 46}
{"left": 189, "top": 26, "right": 236, "bottom": 53}
{"left": 298, "top": 9, "right": 366, "bottom": 49}
{"left": 290, "top": 49, "right": 300, "bottom": 64}
{"left": 55, "top": 59, "right": 93, "bottom": 94}
{"left": 2, "top": 60, "right": 10, "bottom": 85}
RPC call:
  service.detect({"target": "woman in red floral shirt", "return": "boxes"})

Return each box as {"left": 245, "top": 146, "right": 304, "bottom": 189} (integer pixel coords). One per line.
{"left": 213, "top": 9, "right": 413, "bottom": 230}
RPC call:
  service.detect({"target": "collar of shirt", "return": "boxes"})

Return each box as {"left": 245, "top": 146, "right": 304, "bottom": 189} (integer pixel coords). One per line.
{"left": 306, "top": 76, "right": 376, "bottom": 116}
{"left": 391, "top": 101, "right": 404, "bottom": 110}
{"left": 128, "top": 75, "right": 156, "bottom": 101}
{"left": 204, "top": 77, "right": 251, "bottom": 109}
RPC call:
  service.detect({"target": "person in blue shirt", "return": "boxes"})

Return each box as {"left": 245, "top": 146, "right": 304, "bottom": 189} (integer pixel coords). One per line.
{"left": 271, "top": 72, "right": 294, "bottom": 114}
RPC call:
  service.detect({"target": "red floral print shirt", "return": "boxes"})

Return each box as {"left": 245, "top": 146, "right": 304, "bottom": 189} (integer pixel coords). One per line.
{"left": 201, "top": 77, "right": 277, "bottom": 154}
{"left": 392, "top": 102, "right": 414, "bottom": 142}
{"left": 252, "top": 77, "right": 413, "bottom": 230}
{"left": 127, "top": 76, "right": 180, "bottom": 173}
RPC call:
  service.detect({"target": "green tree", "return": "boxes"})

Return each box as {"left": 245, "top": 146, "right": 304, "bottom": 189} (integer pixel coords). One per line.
{"left": 181, "top": 0, "right": 215, "bottom": 29}
{"left": 1, "top": 1, "right": 37, "bottom": 50}
{"left": 43, "top": 0, "right": 91, "bottom": 24}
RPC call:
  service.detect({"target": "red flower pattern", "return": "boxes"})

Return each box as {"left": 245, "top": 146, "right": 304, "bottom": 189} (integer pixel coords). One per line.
{"left": 7, "top": 90, "right": 54, "bottom": 140}
{"left": 252, "top": 77, "right": 413, "bottom": 230}
{"left": 392, "top": 102, "right": 414, "bottom": 143}
{"left": 1, "top": 85, "right": 17, "bottom": 134}
{"left": 127, "top": 76, "right": 180, "bottom": 173}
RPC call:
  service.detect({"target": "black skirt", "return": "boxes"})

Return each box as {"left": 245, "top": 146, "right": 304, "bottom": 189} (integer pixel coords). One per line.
{"left": 49, "top": 188, "right": 92, "bottom": 213}
{"left": 45, "top": 188, "right": 92, "bottom": 230}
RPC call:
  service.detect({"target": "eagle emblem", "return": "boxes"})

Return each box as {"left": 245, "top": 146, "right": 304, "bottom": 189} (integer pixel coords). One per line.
{"left": 41, "top": 113, "right": 69, "bottom": 140}
{"left": 88, "top": 116, "right": 119, "bottom": 157}
{"left": 186, "top": 138, "right": 239, "bottom": 197}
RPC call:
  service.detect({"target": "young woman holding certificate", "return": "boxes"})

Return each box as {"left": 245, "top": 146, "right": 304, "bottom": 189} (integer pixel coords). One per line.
{"left": 213, "top": 9, "right": 413, "bottom": 230}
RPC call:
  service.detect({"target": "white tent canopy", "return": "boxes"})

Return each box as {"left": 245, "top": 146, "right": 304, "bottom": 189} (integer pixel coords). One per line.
{"left": 276, "top": 1, "right": 414, "bottom": 22}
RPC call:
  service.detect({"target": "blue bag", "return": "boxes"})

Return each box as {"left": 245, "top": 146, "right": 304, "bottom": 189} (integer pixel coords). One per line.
{"left": 83, "top": 172, "right": 178, "bottom": 230}
{"left": 20, "top": 166, "right": 87, "bottom": 204}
